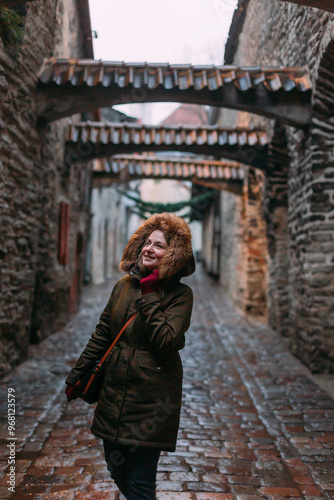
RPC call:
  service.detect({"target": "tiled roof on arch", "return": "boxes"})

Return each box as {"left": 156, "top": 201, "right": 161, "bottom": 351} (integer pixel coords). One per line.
{"left": 37, "top": 59, "right": 312, "bottom": 127}
{"left": 93, "top": 155, "right": 245, "bottom": 196}
{"left": 67, "top": 121, "right": 267, "bottom": 146}
{"left": 65, "top": 121, "right": 269, "bottom": 169}
{"left": 39, "top": 59, "right": 311, "bottom": 92}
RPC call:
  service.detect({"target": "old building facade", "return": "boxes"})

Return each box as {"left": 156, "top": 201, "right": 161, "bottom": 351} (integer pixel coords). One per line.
{"left": 206, "top": 1, "right": 334, "bottom": 372}
{"left": 0, "top": 0, "right": 94, "bottom": 377}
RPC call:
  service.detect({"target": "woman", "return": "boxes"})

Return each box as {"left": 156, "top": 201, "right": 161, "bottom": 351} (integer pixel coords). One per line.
{"left": 65, "top": 212, "right": 195, "bottom": 500}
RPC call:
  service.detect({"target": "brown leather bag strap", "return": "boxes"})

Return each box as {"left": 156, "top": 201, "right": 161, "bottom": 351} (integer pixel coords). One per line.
{"left": 97, "top": 311, "right": 138, "bottom": 368}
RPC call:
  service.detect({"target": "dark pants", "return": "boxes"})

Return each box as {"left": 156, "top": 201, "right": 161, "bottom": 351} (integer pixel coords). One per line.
{"left": 103, "top": 439, "right": 161, "bottom": 500}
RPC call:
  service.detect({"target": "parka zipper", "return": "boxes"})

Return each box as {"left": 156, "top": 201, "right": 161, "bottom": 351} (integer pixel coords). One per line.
{"left": 112, "top": 347, "right": 132, "bottom": 442}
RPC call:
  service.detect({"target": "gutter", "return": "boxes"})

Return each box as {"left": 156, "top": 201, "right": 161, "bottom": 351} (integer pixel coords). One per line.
{"left": 77, "top": 0, "right": 94, "bottom": 59}
{"left": 224, "top": 0, "right": 251, "bottom": 65}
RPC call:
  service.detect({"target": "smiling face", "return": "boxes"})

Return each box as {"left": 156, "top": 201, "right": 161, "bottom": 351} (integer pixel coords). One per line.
{"left": 141, "top": 230, "right": 168, "bottom": 271}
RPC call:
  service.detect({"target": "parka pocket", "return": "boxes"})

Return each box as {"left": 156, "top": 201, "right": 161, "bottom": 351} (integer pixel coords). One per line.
{"left": 138, "top": 355, "right": 165, "bottom": 373}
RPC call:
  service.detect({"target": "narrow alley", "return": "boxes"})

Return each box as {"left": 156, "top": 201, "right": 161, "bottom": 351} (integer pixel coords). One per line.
{"left": 1, "top": 0, "right": 334, "bottom": 498}
{"left": 1, "top": 266, "right": 334, "bottom": 499}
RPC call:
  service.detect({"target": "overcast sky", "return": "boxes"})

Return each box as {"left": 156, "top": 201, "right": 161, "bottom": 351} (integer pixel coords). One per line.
{"left": 90, "top": 0, "right": 237, "bottom": 123}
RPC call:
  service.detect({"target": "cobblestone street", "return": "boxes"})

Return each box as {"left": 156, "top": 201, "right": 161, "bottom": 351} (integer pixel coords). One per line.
{"left": 1, "top": 265, "right": 334, "bottom": 499}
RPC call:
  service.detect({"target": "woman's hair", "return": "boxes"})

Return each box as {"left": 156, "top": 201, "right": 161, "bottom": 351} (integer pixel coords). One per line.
{"left": 135, "top": 252, "right": 147, "bottom": 276}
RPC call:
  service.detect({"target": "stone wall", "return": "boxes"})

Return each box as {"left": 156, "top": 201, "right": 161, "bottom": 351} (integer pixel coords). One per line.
{"left": 0, "top": 0, "right": 92, "bottom": 377}
{"left": 220, "top": 1, "right": 334, "bottom": 371}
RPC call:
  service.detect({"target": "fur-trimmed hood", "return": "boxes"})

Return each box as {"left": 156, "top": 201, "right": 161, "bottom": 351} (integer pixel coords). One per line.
{"left": 120, "top": 213, "right": 196, "bottom": 281}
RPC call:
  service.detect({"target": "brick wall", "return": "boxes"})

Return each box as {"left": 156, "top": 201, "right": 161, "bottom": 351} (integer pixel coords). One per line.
{"left": 220, "top": 0, "right": 334, "bottom": 371}
{"left": 0, "top": 0, "right": 92, "bottom": 377}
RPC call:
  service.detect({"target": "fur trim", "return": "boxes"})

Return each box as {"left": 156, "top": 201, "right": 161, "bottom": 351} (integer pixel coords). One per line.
{"left": 119, "top": 213, "right": 196, "bottom": 280}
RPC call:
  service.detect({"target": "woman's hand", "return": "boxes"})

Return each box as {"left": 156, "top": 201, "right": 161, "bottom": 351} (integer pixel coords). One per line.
{"left": 140, "top": 269, "right": 160, "bottom": 295}
{"left": 65, "top": 384, "right": 79, "bottom": 402}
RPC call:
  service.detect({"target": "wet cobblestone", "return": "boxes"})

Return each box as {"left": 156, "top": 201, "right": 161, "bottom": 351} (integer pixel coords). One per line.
{"left": 1, "top": 265, "right": 334, "bottom": 498}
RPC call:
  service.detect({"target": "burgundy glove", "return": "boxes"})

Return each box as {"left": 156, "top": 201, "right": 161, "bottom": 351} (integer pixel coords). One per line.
{"left": 65, "top": 384, "right": 79, "bottom": 402}
{"left": 140, "top": 269, "right": 160, "bottom": 295}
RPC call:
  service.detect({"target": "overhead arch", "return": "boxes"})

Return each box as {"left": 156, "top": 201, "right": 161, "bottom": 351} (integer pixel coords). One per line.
{"left": 66, "top": 122, "right": 269, "bottom": 169}
{"left": 38, "top": 59, "right": 312, "bottom": 127}
{"left": 92, "top": 155, "right": 245, "bottom": 196}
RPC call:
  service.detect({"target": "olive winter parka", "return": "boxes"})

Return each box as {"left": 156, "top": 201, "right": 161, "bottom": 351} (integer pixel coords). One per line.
{"left": 65, "top": 213, "right": 195, "bottom": 451}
